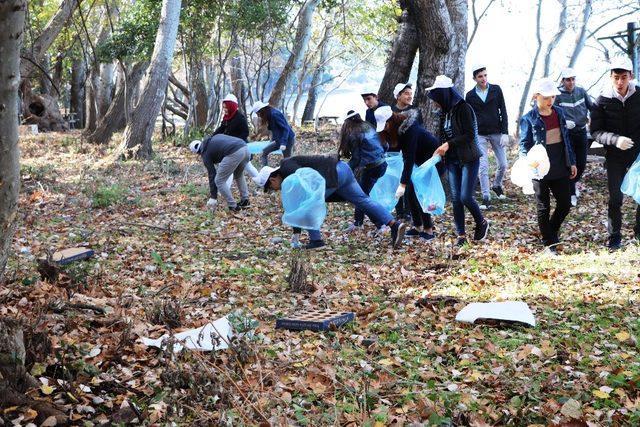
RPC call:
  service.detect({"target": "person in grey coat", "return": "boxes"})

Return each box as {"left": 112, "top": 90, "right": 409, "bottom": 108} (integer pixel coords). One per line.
{"left": 189, "top": 134, "right": 251, "bottom": 211}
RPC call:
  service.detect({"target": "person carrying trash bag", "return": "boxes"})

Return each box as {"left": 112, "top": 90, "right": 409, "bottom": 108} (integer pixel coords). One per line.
{"left": 250, "top": 101, "right": 295, "bottom": 167}
{"left": 254, "top": 155, "right": 407, "bottom": 250}
{"left": 338, "top": 110, "right": 388, "bottom": 232}
{"left": 590, "top": 57, "right": 640, "bottom": 250}
{"left": 519, "top": 77, "right": 577, "bottom": 254}
{"left": 427, "top": 75, "right": 490, "bottom": 247}
{"left": 189, "top": 134, "right": 251, "bottom": 212}
{"left": 376, "top": 105, "right": 440, "bottom": 240}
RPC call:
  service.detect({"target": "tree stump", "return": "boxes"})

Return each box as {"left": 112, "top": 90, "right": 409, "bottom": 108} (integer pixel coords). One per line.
{"left": 287, "top": 250, "right": 315, "bottom": 293}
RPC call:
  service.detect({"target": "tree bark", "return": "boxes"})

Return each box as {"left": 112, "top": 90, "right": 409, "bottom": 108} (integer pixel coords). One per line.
{"left": 0, "top": 0, "right": 26, "bottom": 279}
{"left": 70, "top": 57, "right": 86, "bottom": 129}
{"left": 378, "top": 6, "right": 419, "bottom": 105}
{"left": 85, "top": 61, "right": 148, "bottom": 144}
{"left": 301, "top": 20, "right": 334, "bottom": 123}
{"left": 517, "top": 0, "right": 543, "bottom": 128}
{"left": 119, "top": 0, "right": 182, "bottom": 159}
{"left": 98, "top": 61, "right": 116, "bottom": 116}
{"left": 191, "top": 60, "right": 208, "bottom": 128}
{"left": 230, "top": 54, "right": 247, "bottom": 115}
{"left": 569, "top": 0, "right": 592, "bottom": 67}
{"left": 268, "top": 0, "right": 321, "bottom": 107}
{"left": 542, "top": 0, "right": 568, "bottom": 77}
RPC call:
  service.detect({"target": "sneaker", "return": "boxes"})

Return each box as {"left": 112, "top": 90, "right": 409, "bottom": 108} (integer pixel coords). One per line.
{"left": 390, "top": 222, "right": 407, "bottom": 249}
{"left": 543, "top": 245, "right": 559, "bottom": 256}
{"left": 419, "top": 232, "right": 436, "bottom": 241}
{"left": 405, "top": 228, "right": 420, "bottom": 237}
{"left": 608, "top": 235, "right": 622, "bottom": 250}
{"left": 304, "top": 240, "right": 326, "bottom": 250}
{"left": 455, "top": 236, "right": 468, "bottom": 247}
{"left": 228, "top": 205, "right": 241, "bottom": 212}
{"left": 237, "top": 199, "right": 250, "bottom": 209}
{"left": 479, "top": 197, "right": 491, "bottom": 210}
{"left": 570, "top": 195, "right": 577, "bottom": 207}
{"left": 473, "top": 220, "right": 490, "bottom": 241}
{"left": 492, "top": 186, "right": 507, "bottom": 200}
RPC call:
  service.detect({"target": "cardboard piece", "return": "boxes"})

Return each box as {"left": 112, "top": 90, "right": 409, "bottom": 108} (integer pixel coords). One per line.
{"left": 42, "top": 247, "right": 94, "bottom": 265}
{"left": 455, "top": 301, "right": 536, "bottom": 327}
{"left": 142, "top": 316, "right": 232, "bottom": 352}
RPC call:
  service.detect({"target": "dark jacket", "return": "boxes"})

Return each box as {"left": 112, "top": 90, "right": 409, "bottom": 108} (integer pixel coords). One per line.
{"left": 465, "top": 84, "right": 508, "bottom": 135}
{"left": 554, "top": 85, "right": 594, "bottom": 130}
{"left": 200, "top": 134, "right": 246, "bottom": 198}
{"left": 391, "top": 104, "right": 423, "bottom": 124}
{"left": 268, "top": 108, "right": 295, "bottom": 149}
{"left": 213, "top": 111, "right": 250, "bottom": 142}
{"left": 279, "top": 155, "right": 339, "bottom": 188}
{"left": 365, "top": 101, "right": 389, "bottom": 128}
{"left": 590, "top": 84, "right": 640, "bottom": 162}
{"left": 518, "top": 105, "right": 576, "bottom": 167}
{"left": 439, "top": 101, "right": 482, "bottom": 164}
{"left": 397, "top": 110, "right": 440, "bottom": 185}
{"left": 343, "top": 122, "right": 386, "bottom": 171}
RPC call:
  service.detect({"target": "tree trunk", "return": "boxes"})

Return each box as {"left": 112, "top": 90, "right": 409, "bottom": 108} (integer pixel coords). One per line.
{"left": 85, "top": 59, "right": 100, "bottom": 132}
{"left": 230, "top": 54, "right": 247, "bottom": 115}
{"left": 569, "top": 0, "right": 592, "bottom": 67}
{"left": 268, "top": 0, "right": 321, "bottom": 107}
{"left": 70, "top": 57, "right": 86, "bottom": 129}
{"left": 119, "top": 0, "right": 182, "bottom": 159}
{"left": 0, "top": 0, "right": 26, "bottom": 279}
{"left": 517, "top": 0, "right": 543, "bottom": 129}
{"left": 378, "top": 6, "right": 419, "bottom": 105}
{"left": 542, "top": 0, "right": 568, "bottom": 77}
{"left": 301, "top": 20, "right": 334, "bottom": 123}
{"left": 85, "top": 61, "right": 148, "bottom": 144}
{"left": 191, "top": 60, "right": 208, "bottom": 128}
{"left": 98, "top": 61, "right": 116, "bottom": 116}
{"left": 39, "top": 54, "right": 52, "bottom": 95}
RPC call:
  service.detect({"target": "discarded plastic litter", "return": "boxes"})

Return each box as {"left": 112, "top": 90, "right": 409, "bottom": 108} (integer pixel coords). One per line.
{"left": 455, "top": 301, "right": 536, "bottom": 327}
{"left": 142, "top": 316, "right": 233, "bottom": 352}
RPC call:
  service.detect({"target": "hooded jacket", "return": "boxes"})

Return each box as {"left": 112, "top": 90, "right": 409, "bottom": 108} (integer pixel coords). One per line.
{"left": 343, "top": 121, "right": 386, "bottom": 171}
{"left": 213, "top": 111, "right": 250, "bottom": 142}
{"left": 465, "top": 84, "right": 509, "bottom": 135}
{"left": 590, "top": 84, "right": 640, "bottom": 163}
{"left": 554, "top": 85, "right": 594, "bottom": 130}
{"left": 397, "top": 109, "right": 440, "bottom": 185}
{"left": 519, "top": 105, "right": 577, "bottom": 168}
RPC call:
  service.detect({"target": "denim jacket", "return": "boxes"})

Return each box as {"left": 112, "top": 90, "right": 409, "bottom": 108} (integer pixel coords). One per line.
{"left": 347, "top": 126, "right": 385, "bottom": 171}
{"left": 519, "top": 105, "right": 576, "bottom": 167}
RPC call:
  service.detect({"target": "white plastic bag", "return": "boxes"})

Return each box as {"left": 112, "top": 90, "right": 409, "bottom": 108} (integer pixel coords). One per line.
{"left": 510, "top": 157, "right": 535, "bottom": 195}
{"left": 526, "top": 144, "right": 550, "bottom": 180}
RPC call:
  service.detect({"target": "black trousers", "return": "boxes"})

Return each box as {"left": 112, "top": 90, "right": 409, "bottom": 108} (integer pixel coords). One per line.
{"left": 568, "top": 128, "right": 589, "bottom": 195}
{"left": 606, "top": 156, "right": 640, "bottom": 241}
{"left": 406, "top": 181, "right": 433, "bottom": 229}
{"left": 532, "top": 177, "right": 572, "bottom": 246}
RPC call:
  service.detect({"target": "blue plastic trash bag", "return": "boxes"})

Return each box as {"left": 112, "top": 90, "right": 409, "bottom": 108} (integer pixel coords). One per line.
{"left": 370, "top": 153, "right": 404, "bottom": 213}
{"left": 281, "top": 167, "right": 327, "bottom": 229}
{"left": 247, "top": 140, "right": 283, "bottom": 155}
{"left": 411, "top": 155, "right": 446, "bottom": 215}
{"left": 621, "top": 155, "right": 640, "bottom": 204}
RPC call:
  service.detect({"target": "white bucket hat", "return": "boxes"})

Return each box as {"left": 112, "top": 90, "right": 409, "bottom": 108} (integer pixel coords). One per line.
{"left": 222, "top": 93, "right": 238, "bottom": 104}
{"left": 253, "top": 166, "right": 278, "bottom": 190}
{"left": 189, "top": 140, "right": 202, "bottom": 153}
{"left": 374, "top": 105, "right": 393, "bottom": 132}
{"left": 560, "top": 67, "right": 576, "bottom": 79}
{"left": 534, "top": 78, "right": 561, "bottom": 97}
{"left": 250, "top": 100, "right": 269, "bottom": 115}
{"left": 425, "top": 75, "right": 454, "bottom": 91}
{"left": 393, "top": 83, "right": 412, "bottom": 99}
{"left": 610, "top": 56, "right": 633, "bottom": 72}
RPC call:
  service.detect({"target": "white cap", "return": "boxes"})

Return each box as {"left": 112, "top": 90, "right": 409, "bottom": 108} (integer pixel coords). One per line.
{"left": 471, "top": 64, "right": 486, "bottom": 74}
{"left": 560, "top": 67, "right": 576, "bottom": 79}
{"left": 189, "top": 140, "right": 202, "bottom": 153}
{"left": 374, "top": 105, "right": 393, "bottom": 132}
{"left": 393, "top": 83, "right": 412, "bottom": 99}
{"left": 610, "top": 56, "right": 633, "bottom": 72}
{"left": 253, "top": 166, "right": 278, "bottom": 190}
{"left": 342, "top": 110, "right": 359, "bottom": 121}
{"left": 222, "top": 93, "right": 238, "bottom": 104}
{"left": 360, "top": 88, "right": 378, "bottom": 97}
{"left": 250, "top": 101, "right": 269, "bottom": 115}
{"left": 533, "top": 78, "right": 561, "bottom": 97}
{"left": 425, "top": 75, "right": 454, "bottom": 91}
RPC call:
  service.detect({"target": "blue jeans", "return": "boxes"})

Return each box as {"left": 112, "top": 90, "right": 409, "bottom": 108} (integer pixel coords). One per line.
{"left": 354, "top": 162, "right": 387, "bottom": 226}
{"left": 446, "top": 159, "right": 485, "bottom": 236}
{"left": 307, "top": 162, "right": 393, "bottom": 241}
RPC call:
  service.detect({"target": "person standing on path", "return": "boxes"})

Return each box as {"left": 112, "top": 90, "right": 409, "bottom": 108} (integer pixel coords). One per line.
{"left": 251, "top": 101, "right": 295, "bottom": 167}
{"left": 590, "top": 57, "right": 640, "bottom": 250}
{"left": 361, "top": 88, "right": 388, "bottom": 130}
{"left": 465, "top": 65, "right": 509, "bottom": 210}
{"left": 189, "top": 134, "right": 251, "bottom": 212}
{"left": 519, "top": 78, "right": 577, "bottom": 254}
{"left": 554, "top": 68, "right": 595, "bottom": 207}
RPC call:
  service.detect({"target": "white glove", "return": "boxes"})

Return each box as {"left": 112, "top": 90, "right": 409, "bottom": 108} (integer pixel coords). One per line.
{"left": 500, "top": 134, "right": 510, "bottom": 147}
{"left": 291, "top": 233, "right": 302, "bottom": 249}
{"left": 395, "top": 185, "right": 405, "bottom": 199}
{"left": 616, "top": 136, "right": 634, "bottom": 151}
{"left": 279, "top": 144, "right": 287, "bottom": 151}
{"left": 206, "top": 198, "right": 217, "bottom": 208}
{"left": 565, "top": 120, "right": 576, "bottom": 130}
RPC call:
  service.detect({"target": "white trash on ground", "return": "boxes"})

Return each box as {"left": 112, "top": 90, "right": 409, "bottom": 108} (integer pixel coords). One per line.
{"left": 455, "top": 301, "right": 536, "bottom": 327}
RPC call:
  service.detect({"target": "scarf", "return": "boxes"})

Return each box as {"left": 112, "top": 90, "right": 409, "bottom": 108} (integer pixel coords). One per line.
{"left": 223, "top": 100, "right": 238, "bottom": 121}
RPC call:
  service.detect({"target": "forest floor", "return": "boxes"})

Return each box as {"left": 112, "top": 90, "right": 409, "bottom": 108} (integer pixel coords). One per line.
{"left": 3, "top": 128, "right": 640, "bottom": 426}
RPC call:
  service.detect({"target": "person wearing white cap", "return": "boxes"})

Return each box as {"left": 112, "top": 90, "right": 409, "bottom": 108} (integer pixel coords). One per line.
{"left": 250, "top": 101, "right": 295, "bottom": 166}
{"left": 188, "top": 134, "right": 251, "bottom": 212}
{"left": 519, "top": 77, "right": 577, "bottom": 254}
{"left": 554, "top": 68, "right": 595, "bottom": 206}
{"left": 338, "top": 110, "right": 388, "bottom": 231}
{"left": 360, "top": 88, "right": 388, "bottom": 129}
{"left": 391, "top": 83, "right": 422, "bottom": 124}
{"left": 428, "top": 75, "right": 490, "bottom": 247}
{"left": 465, "top": 64, "right": 510, "bottom": 210}
{"left": 590, "top": 56, "right": 640, "bottom": 249}
{"left": 213, "top": 93, "right": 249, "bottom": 142}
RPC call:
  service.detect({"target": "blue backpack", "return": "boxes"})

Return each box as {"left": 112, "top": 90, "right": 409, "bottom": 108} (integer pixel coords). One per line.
{"left": 281, "top": 168, "right": 327, "bottom": 230}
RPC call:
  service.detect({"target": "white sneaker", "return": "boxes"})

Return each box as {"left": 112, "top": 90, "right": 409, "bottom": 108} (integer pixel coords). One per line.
{"left": 571, "top": 195, "right": 578, "bottom": 207}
